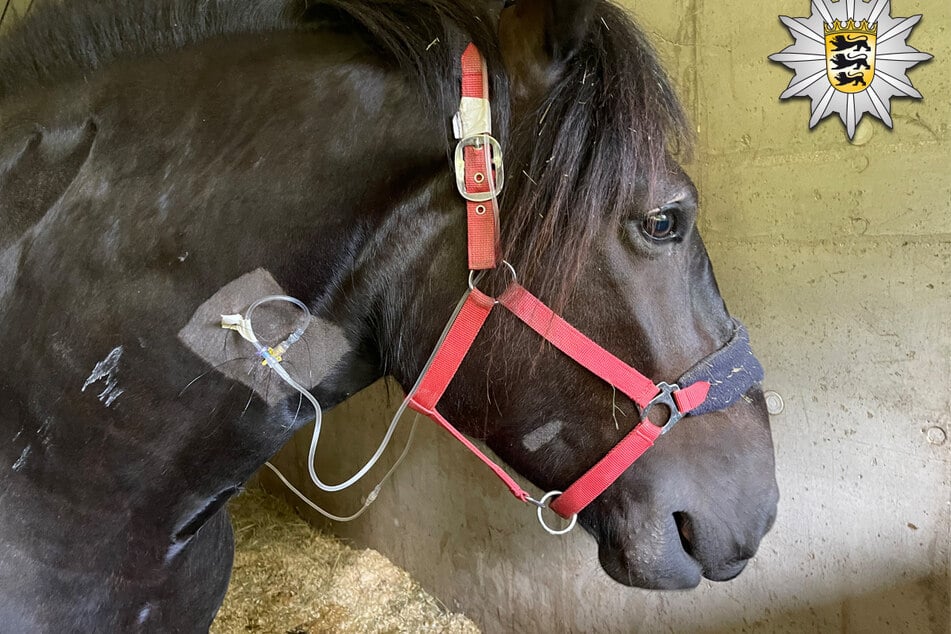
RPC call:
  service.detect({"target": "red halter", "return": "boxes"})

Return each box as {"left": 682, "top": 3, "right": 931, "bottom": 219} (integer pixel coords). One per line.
{"left": 407, "top": 44, "right": 752, "bottom": 530}
{"left": 406, "top": 282, "right": 710, "bottom": 522}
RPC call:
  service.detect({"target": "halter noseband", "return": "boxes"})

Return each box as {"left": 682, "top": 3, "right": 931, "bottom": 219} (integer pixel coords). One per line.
{"left": 407, "top": 45, "right": 763, "bottom": 534}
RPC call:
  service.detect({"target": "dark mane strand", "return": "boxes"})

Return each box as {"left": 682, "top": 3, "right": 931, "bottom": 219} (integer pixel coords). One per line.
{"left": 0, "top": 0, "right": 505, "bottom": 117}
{"left": 297, "top": 0, "right": 511, "bottom": 157}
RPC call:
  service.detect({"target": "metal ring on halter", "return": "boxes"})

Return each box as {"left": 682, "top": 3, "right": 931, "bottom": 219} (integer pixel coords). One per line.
{"left": 467, "top": 269, "right": 486, "bottom": 292}
{"left": 531, "top": 490, "right": 578, "bottom": 536}
{"left": 467, "top": 260, "right": 518, "bottom": 294}
{"left": 641, "top": 381, "right": 684, "bottom": 435}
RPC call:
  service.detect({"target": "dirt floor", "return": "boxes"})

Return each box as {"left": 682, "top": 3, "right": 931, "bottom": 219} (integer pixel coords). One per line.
{"left": 212, "top": 488, "right": 479, "bottom": 634}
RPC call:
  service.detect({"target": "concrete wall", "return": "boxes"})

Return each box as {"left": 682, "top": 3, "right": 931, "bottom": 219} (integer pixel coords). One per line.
{"left": 0, "top": 0, "right": 31, "bottom": 31}
{"left": 265, "top": 1, "right": 950, "bottom": 631}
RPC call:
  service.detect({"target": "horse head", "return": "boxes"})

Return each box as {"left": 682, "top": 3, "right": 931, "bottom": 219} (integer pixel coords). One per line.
{"left": 373, "top": 0, "right": 779, "bottom": 589}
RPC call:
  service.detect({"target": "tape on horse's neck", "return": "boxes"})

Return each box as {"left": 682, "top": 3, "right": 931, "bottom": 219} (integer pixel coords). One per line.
{"left": 177, "top": 268, "right": 351, "bottom": 406}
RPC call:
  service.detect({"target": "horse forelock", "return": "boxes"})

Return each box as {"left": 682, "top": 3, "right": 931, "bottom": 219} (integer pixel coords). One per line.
{"left": 500, "top": 3, "right": 691, "bottom": 308}
{"left": 0, "top": 0, "right": 687, "bottom": 308}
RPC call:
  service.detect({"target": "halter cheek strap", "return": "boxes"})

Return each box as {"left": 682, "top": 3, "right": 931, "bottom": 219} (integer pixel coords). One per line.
{"left": 407, "top": 44, "right": 764, "bottom": 528}
{"left": 407, "top": 289, "right": 532, "bottom": 503}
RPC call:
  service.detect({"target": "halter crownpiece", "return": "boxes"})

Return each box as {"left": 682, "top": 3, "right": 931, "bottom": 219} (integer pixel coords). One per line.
{"left": 453, "top": 44, "right": 503, "bottom": 270}
{"left": 406, "top": 44, "right": 764, "bottom": 534}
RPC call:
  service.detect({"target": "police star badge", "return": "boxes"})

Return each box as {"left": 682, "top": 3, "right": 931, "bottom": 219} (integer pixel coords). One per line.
{"left": 770, "top": 0, "right": 932, "bottom": 139}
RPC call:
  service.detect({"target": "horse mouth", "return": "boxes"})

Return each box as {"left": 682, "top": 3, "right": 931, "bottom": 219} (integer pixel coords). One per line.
{"left": 593, "top": 510, "right": 762, "bottom": 590}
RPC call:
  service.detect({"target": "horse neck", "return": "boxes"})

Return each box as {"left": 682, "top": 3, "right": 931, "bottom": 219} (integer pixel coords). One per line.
{"left": 0, "top": 30, "right": 457, "bottom": 551}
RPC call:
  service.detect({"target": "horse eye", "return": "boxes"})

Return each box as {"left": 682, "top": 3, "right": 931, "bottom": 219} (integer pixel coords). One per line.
{"left": 642, "top": 209, "right": 677, "bottom": 241}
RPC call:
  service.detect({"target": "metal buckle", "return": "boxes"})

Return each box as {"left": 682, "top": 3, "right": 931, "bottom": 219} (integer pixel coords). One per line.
{"left": 454, "top": 134, "right": 504, "bottom": 202}
{"left": 642, "top": 382, "right": 683, "bottom": 434}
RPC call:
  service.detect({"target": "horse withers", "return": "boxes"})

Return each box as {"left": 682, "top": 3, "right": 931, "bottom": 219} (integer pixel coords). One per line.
{"left": 0, "top": 0, "right": 778, "bottom": 629}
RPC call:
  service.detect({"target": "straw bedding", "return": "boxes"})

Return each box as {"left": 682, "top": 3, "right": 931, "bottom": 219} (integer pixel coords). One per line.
{"left": 212, "top": 488, "right": 479, "bottom": 634}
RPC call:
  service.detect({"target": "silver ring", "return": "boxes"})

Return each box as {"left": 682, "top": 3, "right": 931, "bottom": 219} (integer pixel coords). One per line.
{"left": 500, "top": 260, "right": 517, "bottom": 284}
{"left": 535, "top": 490, "right": 578, "bottom": 536}
{"left": 467, "top": 269, "right": 486, "bottom": 292}
{"left": 467, "top": 261, "right": 518, "bottom": 294}
{"left": 475, "top": 204, "right": 487, "bottom": 215}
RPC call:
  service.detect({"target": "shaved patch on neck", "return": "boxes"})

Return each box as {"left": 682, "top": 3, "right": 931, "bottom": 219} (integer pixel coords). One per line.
{"left": 523, "top": 420, "right": 564, "bottom": 452}
{"left": 178, "top": 269, "right": 350, "bottom": 406}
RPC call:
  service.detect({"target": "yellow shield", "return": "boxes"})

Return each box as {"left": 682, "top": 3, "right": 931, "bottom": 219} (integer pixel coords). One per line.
{"left": 824, "top": 20, "right": 877, "bottom": 94}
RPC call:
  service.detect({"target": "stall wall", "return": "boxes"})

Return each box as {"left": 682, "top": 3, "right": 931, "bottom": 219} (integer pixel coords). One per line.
{"left": 266, "top": 1, "right": 950, "bottom": 631}
{"left": 0, "top": 0, "right": 32, "bottom": 31}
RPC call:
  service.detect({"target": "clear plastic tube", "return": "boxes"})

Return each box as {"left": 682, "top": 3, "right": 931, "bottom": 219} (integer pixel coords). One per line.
{"left": 239, "top": 287, "right": 471, "bottom": 520}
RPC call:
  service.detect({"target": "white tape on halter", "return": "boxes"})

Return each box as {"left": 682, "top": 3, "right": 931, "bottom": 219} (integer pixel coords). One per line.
{"left": 453, "top": 96, "right": 492, "bottom": 139}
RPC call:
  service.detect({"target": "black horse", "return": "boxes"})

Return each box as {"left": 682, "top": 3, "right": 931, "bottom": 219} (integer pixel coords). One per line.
{"left": 0, "top": 0, "right": 779, "bottom": 630}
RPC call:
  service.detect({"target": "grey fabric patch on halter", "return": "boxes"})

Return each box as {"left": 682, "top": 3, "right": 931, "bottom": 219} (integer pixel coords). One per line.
{"left": 178, "top": 268, "right": 350, "bottom": 406}
{"left": 676, "top": 320, "right": 764, "bottom": 416}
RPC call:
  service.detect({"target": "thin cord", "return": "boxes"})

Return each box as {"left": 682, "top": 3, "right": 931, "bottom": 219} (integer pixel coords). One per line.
{"left": 263, "top": 416, "right": 419, "bottom": 522}
{"left": 234, "top": 288, "right": 472, "bottom": 520}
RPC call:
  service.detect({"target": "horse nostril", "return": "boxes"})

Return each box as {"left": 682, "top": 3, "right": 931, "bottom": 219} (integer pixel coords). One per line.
{"left": 673, "top": 511, "right": 696, "bottom": 559}
{"left": 671, "top": 511, "right": 757, "bottom": 582}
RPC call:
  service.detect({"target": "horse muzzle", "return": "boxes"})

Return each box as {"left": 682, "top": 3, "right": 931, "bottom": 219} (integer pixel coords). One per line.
{"left": 589, "top": 381, "right": 779, "bottom": 590}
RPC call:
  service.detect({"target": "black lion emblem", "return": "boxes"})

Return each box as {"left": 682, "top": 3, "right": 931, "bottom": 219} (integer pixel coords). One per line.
{"left": 834, "top": 71, "right": 867, "bottom": 87}
{"left": 829, "top": 34, "right": 872, "bottom": 52}
{"left": 830, "top": 53, "right": 871, "bottom": 70}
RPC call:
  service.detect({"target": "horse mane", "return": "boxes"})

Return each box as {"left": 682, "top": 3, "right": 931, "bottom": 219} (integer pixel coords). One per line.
{"left": 0, "top": 0, "right": 292, "bottom": 95}
{"left": 0, "top": 2, "right": 493, "bottom": 107}
{"left": 0, "top": 0, "right": 688, "bottom": 304}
